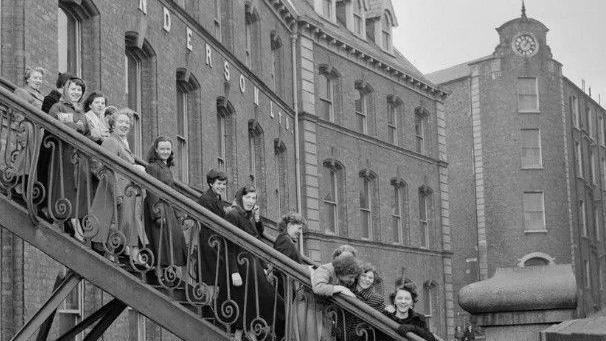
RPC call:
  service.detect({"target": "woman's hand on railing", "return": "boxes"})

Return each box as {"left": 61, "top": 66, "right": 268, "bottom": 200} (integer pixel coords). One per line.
{"left": 334, "top": 285, "right": 355, "bottom": 297}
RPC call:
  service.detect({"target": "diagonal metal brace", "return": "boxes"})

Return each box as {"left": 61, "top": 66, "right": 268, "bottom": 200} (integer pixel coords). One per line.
{"left": 10, "top": 271, "right": 82, "bottom": 341}
{"left": 54, "top": 298, "right": 124, "bottom": 341}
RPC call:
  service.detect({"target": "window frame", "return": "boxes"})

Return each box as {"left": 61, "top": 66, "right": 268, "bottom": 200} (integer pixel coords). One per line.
{"left": 355, "top": 90, "right": 368, "bottom": 134}
{"left": 520, "top": 128, "right": 542, "bottom": 169}
{"left": 124, "top": 49, "right": 143, "bottom": 158}
{"left": 381, "top": 12, "right": 392, "bottom": 52}
{"left": 57, "top": 6, "right": 82, "bottom": 77}
{"left": 517, "top": 77, "right": 539, "bottom": 113}
{"left": 580, "top": 200, "right": 587, "bottom": 237}
{"left": 176, "top": 86, "right": 189, "bottom": 182}
{"left": 318, "top": 74, "right": 334, "bottom": 122}
{"left": 418, "top": 186, "right": 432, "bottom": 248}
{"left": 575, "top": 141, "right": 584, "bottom": 178}
{"left": 522, "top": 192, "right": 546, "bottom": 233}
{"left": 359, "top": 177, "right": 372, "bottom": 239}
{"left": 415, "top": 114, "right": 426, "bottom": 154}
{"left": 353, "top": 0, "right": 364, "bottom": 37}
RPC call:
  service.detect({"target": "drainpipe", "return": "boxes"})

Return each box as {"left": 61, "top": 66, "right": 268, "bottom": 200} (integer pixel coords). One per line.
{"left": 291, "top": 30, "right": 304, "bottom": 253}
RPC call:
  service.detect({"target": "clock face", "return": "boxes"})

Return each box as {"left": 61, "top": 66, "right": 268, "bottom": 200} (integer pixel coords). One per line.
{"left": 512, "top": 34, "right": 538, "bottom": 56}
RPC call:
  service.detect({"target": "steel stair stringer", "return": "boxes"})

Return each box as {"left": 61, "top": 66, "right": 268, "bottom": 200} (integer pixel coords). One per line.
{"left": 0, "top": 196, "right": 228, "bottom": 341}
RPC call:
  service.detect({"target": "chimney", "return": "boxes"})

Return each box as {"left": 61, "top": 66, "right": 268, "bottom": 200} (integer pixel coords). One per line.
{"left": 582, "top": 80, "right": 586, "bottom": 92}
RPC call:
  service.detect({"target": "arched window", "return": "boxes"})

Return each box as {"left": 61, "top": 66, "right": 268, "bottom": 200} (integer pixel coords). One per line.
{"left": 387, "top": 95, "right": 403, "bottom": 146}
{"left": 217, "top": 97, "right": 235, "bottom": 180}
{"left": 176, "top": 69, "right": 200, "bottom": 183}
{"left": 57, "top": 0, "right": 100, "bottom": 80}
{"left": 359, "top": 169, "right": 378, "bottom": 239}
{"left": 418, "top": 185, "right": 433, "bottom": 248}
{"left": 423, "top": 280, "right": 438, "bottom": 333}
{"left": 355, "top": 81, "right": 373, "bottom": 135}
{"left": 391, "top": 178, "right": 409, "bottom": 244}
{"left": 518, "top": 252, "right": 555, "bottom": 267}
{"left": 382, "top": 12, "right": 392, "bottom": 51}
{"left": 270, "top": 31, "right": 283, "bottom": 97}
{"left": 125, "top": 32, "right": 157, "bottom": 158}
{"left": 244, "top": 3, "right": 260, "bottom": 71}
{"left": 274, "top": 138, "right": 289, "bottom": 216}
{"left": 318, "top": 65, "right": 341, "bottom": 123}
{"left": 353, "top": 0, "right": 364, "bottom": 36}
{"left": 415, "top": 107, "right": 429, "bottom": 155}
{"left": 322, "top": 159, "right": 345, "bottom": 235}
{"left": 248, "top": 119, "right": 266, "bottom": 213}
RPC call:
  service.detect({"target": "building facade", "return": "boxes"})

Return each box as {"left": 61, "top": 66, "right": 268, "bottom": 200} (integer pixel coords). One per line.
{"left": 0, "top": 0, "right": 454, "bottom": 339}
{"left": 427, "top": 8, "right": 606, "bottom": 331}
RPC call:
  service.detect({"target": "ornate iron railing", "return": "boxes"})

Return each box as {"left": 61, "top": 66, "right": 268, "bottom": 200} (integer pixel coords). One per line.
{"left": 0, "top": 80, "right": 422, "bottom": 341}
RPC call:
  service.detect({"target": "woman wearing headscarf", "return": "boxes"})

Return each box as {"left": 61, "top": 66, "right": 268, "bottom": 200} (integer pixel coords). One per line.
{"left": 143, "top": 136, "right": 187, "bottom": 279}
{"left": 224, "top": 185, "right": 275, "bottom": 341}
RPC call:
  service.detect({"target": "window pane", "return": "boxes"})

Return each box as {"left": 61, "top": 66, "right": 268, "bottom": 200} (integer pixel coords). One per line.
{"left": 324, "top": 203, "right": 336, "bottom": 233}
{"left": 361, "top": 211, "right": 370, "bottom": 238}
{"left": 523, "top": 193, "right": 544, "bottom": 230}
{"left": 521, "top": 129, "right": 541, "bottom": 168}
{"left": 392, "top": 216, "right": 400, "bottom": 242}
{"left": 57, "top": 9, "right": 68, "bottom": 73}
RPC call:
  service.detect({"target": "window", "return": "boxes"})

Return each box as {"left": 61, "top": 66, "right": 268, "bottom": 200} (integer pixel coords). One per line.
{"left": 601, "top": 260, "right": 605, "bottom": 290}
{"left": 275, "top": 139, "right": 289, "bottom": 215}
{"left": 125, "top": 50, "right": 143, "bottom": 157}
{"left": 524, "top": 257, "right": 550, "bottom": 266}
{"left": 58, "top": 7, "right": 81, "bottom": 76}
{"left": 381, "top": 12, "right": 392, "bottom": 51}
{"left": 521, "top": 129, "right": 542, "bottom": 168}
{"left": 176, "top": 87, "right": 189, "bottom": 181}
{"left": 580, "top": 200, "right": 587, "bottom": 237}
{"left": 523, "top": 192, "right": 545, "bottom": 232}
{"left": 214, "top": 0, "right": 221, "bottom": 39}
{"left": 322, "top": 0, "right": 332, "bottom": 19}
{"left": 270, "top": 32, "right": 283, "bottom": 96}
{"left": 244, "top": 4, "right": 260, "bottom": 71}
{"left": 571, "top": 96, "right": 580, "bottom": 128}
{"left": 359, "top": 169, "right": 377, "bottom": 239}
{"left": 248, "top": 120, "right": 266, "bottom": 205}
{"left": 391, "top": 179, "right": 409, "bottom": 244}
{"left": 599, "top": 116, "right": 604, "bottom": 145}
{"left": 590, "top": 147, "right": 597, "bottom": 184}
{"left": 216, "top": 97, "right": 235, "bottom": 190}
{"left": 602, "top": 157, "right": 606, "bottom": 190}
{"left": 56, "top": 281, "right": 84, "bottom": 339}
{"left": 583, "top": 105, "right": 590, "bottom": 130}
{"left": 585, "top": 259, "right": 591, "bottom": 288}
{"left": 588, "top": 107, "right": 595, "bottom": 138}
{"left": 175, "top": 70, "right": 199, "bottom": 183}
{"left": 325, "top": 168, "right": 338, "bottom": 233}
{"left": 423, "top": 281, "right": 437, "bottom": 334}
{"left": 360, "top": 177, "right": 372, "bottom": 239}
{"left": 517, "top": 78, "right": 539, "bottom": 112}
{"left": 415, "top": 111, "right": 428, "bottom": 154}
{"left": 355, "top": 90, "right": 368, "bottom": 134}
{"left": 318, "top": 74, "right": 334, "bottom": 122}
{"left": 353, "top": 0, "right": 364, "bottom": 36}
{"left": 419, "top": 186, "right": 432, "bottom": 248}
{"left": 594, "top": 205, "right": 600, "bottom": 240}
{"left": 125, "top": 32, "right": 156, "bottom": 158}
{"left": 387, "top": 96, "right": 402, "bottom": 146}
{"left": 322, "top": 159, "right": 345, "bottom": 235}
{"left": 575, "top": 141, "right": 583, "bottom": 178}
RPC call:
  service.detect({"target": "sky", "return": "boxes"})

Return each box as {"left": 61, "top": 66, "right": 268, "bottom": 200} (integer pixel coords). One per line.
{"left": 391, "top": 0, "right": 606, "bottom": 105}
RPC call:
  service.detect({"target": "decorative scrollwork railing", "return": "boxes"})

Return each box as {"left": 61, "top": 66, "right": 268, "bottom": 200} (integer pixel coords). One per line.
{"left": 0, "top": 79, "right": 419, "bottom": 341}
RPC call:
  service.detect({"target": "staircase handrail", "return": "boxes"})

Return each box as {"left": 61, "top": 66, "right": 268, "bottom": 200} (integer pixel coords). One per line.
{"left": 0, "top": 79, "right": 420, "bottom": 341}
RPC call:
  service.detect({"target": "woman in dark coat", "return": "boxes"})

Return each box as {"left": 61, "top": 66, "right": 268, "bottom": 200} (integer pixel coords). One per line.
{"left": 47, "top": 77, "right": 91, "bottom": 237}
{"left": 385, "top": 279, "right": 436, "bottom": 341}
{"left": 143, "top": 136, "right": 187, "bottom": 275}
{"left": 224, "top": 185, "right": 275, "bottom": 341}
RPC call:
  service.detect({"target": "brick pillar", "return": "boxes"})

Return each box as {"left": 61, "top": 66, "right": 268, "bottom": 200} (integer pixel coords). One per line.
{"left": 437, "top": 101, "right": 455, "bottom": 340}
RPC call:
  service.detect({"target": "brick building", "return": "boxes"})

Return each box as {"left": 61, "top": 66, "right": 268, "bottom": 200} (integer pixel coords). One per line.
{"left": 427, "top": 7, "right": 606, "bottom": 331}
{"left": 0, "top": 0, "right": 454, "bottom": 339}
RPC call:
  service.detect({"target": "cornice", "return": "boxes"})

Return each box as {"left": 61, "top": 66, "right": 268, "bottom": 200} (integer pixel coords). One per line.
{"left": 297, "top": 17, "right": 448, "bottom": 101}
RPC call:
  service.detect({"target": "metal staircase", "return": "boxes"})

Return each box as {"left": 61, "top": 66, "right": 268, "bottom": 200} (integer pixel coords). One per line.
{"left": 0, "top": 80, "right": 414, "bottom": 341}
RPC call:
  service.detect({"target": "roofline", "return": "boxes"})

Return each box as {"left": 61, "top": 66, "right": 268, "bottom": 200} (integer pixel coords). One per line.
{"left": 296, "top": 16, "right": 448, "bottom": 99}
{"left": 563, "top": 76, "right": 606, "bottom": 112}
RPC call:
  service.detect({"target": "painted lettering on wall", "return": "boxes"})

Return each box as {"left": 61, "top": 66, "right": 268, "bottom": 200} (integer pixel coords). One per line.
{"left": 205, "top": 43, "right": 212, "bottom": 67}
{"left": 186, "top": 27, "right": 193, "bottom": 51}
{"left": 163, "top": 7, "right": 171, "bottom": 32}
{"left": 223, "top": 61, "right": 231, "bottom": 81}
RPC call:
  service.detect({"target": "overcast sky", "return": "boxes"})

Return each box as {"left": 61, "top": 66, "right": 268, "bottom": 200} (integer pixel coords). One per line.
{"left": 391, "top": 0, "right": 606, "bottom": 105}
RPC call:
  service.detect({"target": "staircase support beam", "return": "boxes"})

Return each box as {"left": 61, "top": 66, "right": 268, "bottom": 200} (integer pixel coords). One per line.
{"left": 0, "top": 199, "right": 226, "bottom": 341}
{"left": 82, "top": 300, "right": 127, "bottom": 341}
{"left": 10, "top": 271, "right": 82, "bottom": 341}
{"left": 55, "top": 298, "right": 123, "bottom": 341}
